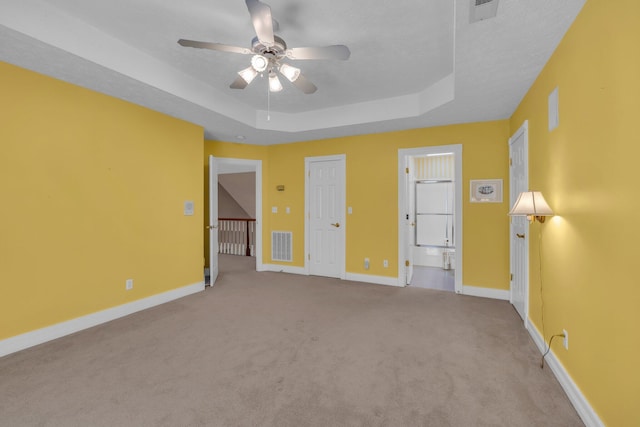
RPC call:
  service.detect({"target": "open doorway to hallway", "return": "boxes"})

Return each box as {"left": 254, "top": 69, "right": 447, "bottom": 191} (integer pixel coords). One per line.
{"left": 205, "top": 157, "right": 262, "bottom": 285}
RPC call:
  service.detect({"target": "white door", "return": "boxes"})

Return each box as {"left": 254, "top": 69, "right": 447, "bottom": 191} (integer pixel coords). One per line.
{"left": 405, "top": 162, "right": 415, "bottom": 284}
{"left": 307, "top": 157, "right": 345, "bottom": 278}
{"left": 509, "top": 121, "right": 529, "bottom": 322}
{"left": 208, "top": 155, "right": 219, "bottom": 286}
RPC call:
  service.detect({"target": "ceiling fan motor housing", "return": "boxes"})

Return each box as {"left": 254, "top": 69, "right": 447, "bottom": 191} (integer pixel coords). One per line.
{"left": 251, "top": 35, "right": 287, "bottom": 61}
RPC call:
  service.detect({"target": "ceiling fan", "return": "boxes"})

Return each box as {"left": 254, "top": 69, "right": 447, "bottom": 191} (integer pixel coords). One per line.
{"left": 178, "top": 0, "right": 350, "bottom": 94}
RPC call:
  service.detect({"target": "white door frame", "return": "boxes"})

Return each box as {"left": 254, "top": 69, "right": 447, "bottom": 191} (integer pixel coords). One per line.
{"left": 398, "top": 145, "right": 463, "bottom": 293}
{"left": 509, "top": 121, "right": 529, "bottom": 324}
{"left": 208, "top": 155, "right": 219, "bottom": 285}
{"left": 211, "top": 157, "right": 263, "bottom": 271}
{"left": 304, "top": 154, "right": 346, "bottom": 279}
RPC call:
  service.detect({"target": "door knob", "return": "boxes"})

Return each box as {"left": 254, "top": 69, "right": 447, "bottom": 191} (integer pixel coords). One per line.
{"left": 206, "top": 225, "right": 218, "bottom": 230}
{"left": 516, "top": 233, "right": 525, "bottom": 239}
{"left": 331, "top": 223, "right": 340, "bottom": 228}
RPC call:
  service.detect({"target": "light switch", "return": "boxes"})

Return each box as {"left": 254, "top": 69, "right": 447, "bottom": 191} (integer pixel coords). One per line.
{"left": 286, "top": 207, "right": 290, "bottom": 214}
{"left": 272, "top": 206, "right": 278, "bottom": 213}
{"left": 184, "top": 201, "right": 194, "bottom": 216}
{"left": 348, "top": 207, "right": 353, "bottom": 214}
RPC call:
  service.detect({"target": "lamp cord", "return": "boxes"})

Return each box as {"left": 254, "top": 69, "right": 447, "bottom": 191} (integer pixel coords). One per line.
{"left": 539, "top": 229, "right": 545, "bottom": 351}
{"left": 541, "top": 333, "right": 563, "bottom": 369}
{"left": 538, "top": 227, "right": 558, "bottom": 370}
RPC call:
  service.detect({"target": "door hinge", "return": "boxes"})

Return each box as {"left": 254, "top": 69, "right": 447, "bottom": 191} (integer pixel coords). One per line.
{"left": 509, "top": 158, "right": 513, "bottom": 166}
{"left": 405, "top": 167, "right": 409, "bottom": 174}
{"left": 510, "top": 273, "right": 513, "bottom": 281}
{"left": 405, "top": 260, "right": 410, "bottom": 267}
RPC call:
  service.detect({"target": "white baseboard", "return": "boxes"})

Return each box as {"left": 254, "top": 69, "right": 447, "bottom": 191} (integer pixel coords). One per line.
{"left": 345, "top": 273, "right": 401, "bottom": 287}
{"left": 526, "top": 319, "right": 604, "bottom": 427}
{"left": 0, "top": 281, "right": 205, "bottom": 358}
{"left": 262, "top": 263, "right": 307, "bottom": 275}
{"left": 462, "top": 285, "right": 510, "bottom": 300}
{"left": 261, "top": 265, "right": 401, "bottom": 288}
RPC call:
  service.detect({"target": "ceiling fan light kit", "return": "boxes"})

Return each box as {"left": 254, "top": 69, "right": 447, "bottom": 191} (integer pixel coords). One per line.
{"left": 250, "top": 54, "right": 268, "bottom": 73}
{"left": 268, "top": 71, "right": 283, "bottom": 92}
{"left": 238, "top": 66, "right": 259, "bottom": 84}
{"left": 278, "top": 63, "right": 301, "bottom": 82}
{"left": 178, "top": 0, "right": 350, "bottom": 95}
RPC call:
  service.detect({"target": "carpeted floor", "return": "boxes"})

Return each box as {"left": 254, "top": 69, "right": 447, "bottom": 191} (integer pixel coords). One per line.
{"left": 0, "top": 255, "right": 583, "bottom": 426}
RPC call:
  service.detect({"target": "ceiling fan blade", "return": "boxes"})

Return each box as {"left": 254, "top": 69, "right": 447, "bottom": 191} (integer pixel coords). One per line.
{"left": 178, "top": 39, "right": 252, "bottom": 55}
{"left": 290, "top": 73, "right": 317, "bottom": 94}
{"left": 286, "top": 45, "right": 351, "bottom": 61}
{"left": 230, "top": 75, "right": 249, "bottom": 90}
{"left": 245, "top": 0, "right": 275, "bottom": 47}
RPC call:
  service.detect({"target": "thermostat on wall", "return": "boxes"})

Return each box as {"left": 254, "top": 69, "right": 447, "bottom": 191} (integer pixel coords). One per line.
{"left": 184, "top": 201, "right": 194, "bottom": 216}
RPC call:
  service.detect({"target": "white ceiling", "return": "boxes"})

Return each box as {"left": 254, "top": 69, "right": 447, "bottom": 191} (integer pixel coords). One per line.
{"left": 0, "top": 0, "right": 585, "bottom": 145}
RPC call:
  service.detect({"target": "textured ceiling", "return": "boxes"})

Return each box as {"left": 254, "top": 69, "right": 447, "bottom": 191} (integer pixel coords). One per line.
{"left": 0, "top": 0, "right": 585, "bottom": 145}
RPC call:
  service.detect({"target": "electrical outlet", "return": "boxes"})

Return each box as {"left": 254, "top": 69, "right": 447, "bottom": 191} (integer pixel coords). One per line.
{"left": 126, "top": 279, "right": 133, "bottom": 291}
{"left": 364, "top": 258, "right": 370, "bottom": 270}
{"left": 383, "top": 259, "right": 389, "bottom": 268}
{"left": 562, "top": 329, "right": 569, "bottom": 350}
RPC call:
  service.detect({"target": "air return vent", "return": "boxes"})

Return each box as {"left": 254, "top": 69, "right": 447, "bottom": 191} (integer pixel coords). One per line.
{"left": 470, "top": 0, "right": 499, "bottom": 23}
{"left": 272, "top": 231, "right": 293, "bottom": 262}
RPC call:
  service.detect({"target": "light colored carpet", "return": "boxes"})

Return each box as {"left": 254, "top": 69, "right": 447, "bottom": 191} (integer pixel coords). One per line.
{"left": 0, "top": 254, "right": 583, "bottom": 426}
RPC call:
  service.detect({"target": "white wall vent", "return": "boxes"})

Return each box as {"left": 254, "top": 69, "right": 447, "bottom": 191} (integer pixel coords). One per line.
{"left": 272, "top": 231, "right": 293, "bottom": 262}
{"left": 470, "top": 0, "right": 499, "bottom": 23}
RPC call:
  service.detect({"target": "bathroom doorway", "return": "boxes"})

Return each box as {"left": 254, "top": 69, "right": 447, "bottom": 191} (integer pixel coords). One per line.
{"left": 398, "top": 145, "right": 462, "bottom": 293}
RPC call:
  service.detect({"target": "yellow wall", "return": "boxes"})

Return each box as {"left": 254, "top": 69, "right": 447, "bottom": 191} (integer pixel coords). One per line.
{"left": 0, "top": 61, "right": 204, "bottom": 340}
{"left": 206, "top": 119, "right": 511, "bottom": 289}
{"left": 510, "top": 0, "right": 640, "bottom": 424}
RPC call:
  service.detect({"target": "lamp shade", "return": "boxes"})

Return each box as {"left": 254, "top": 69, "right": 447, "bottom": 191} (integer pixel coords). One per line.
{"left": 250, "top": 55, "right": 268, "bottom": 73}
{"left": 269, "top": 72, "right": 283, "bottom": 92}
{"left": 238, "top": 66, "right": 258, "bottom": 84}
{"left": 279, "top": 63, "right": 301, "bottom": 82}
{"left": 509, "top": 191, "right": 554, "bottom": 217}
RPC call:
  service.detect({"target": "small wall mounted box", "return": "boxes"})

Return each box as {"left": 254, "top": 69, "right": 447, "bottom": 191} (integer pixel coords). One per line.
{"left": 184, "top": 201, "right": 194, "bottom": 216}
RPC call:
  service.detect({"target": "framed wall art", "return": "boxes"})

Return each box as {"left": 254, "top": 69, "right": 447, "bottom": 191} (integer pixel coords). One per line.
{"left": 470, "top": 179, "right": 503, "bottom": 203}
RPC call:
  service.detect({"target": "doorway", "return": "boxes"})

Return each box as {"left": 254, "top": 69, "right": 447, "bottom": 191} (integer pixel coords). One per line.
{"left": 398, "top": 145, "right": 463, "bottom": 293}
{"left": 207, "top": 156, "right": 263, "bottom": 286}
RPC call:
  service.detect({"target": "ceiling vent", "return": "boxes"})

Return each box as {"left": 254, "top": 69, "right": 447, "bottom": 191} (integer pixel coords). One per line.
{"left": 470, "top": 0, "right": 499, "bottom": 23}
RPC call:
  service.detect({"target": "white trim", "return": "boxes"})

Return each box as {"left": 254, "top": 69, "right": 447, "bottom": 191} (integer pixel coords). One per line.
{"left": 262, "top": 264, "right": 307, "bottom": 275}
{"left": 304, "top": 154, "right": 347, "bottom": 279}
{"left": 462, "top": 285, "right": 510, "bottom": 300}
{"left": 398, "top": 145, "right": 463, "bottom": 292}
{"left": 345, "top": 273, "right": 402, "bottom": 287}
{"left": 214, "top": 157, "right": 263, "bottom": 271}
{"left": 0, "top": 282, "right": 205, "bottom": 358}
{"left": 526, "top": 319, "right": 605, "bottom": 427}
{"left": 260, "top": 266, "right": 400, "bottom": 288}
